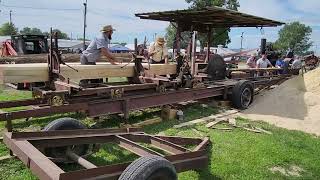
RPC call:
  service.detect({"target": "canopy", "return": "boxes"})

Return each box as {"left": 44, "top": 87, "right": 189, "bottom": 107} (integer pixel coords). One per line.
{"left": 136, "top": 7, "right": 284, "bottom": 32}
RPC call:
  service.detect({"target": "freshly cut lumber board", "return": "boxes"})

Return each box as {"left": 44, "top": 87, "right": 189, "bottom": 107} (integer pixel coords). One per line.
{"left": 0, "top": 63, "right": 177, "bottom": 84}
{"left": 0, "top": 53, "right": 133, "bottom": 64}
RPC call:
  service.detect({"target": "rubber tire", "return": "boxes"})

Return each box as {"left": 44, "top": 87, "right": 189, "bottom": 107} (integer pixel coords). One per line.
{"left": 118, "top": 156, "right": 177, "bottom": 180}
{"left": 43, "top": 117, "right": 87, "bottom": 131}
{"left": 43, "top": 118, "right": 89, "bottom": 158}
{"left": 206, "top": 54, "right": 227, "bottom": 80}
{"left": 231, "top": 80, "right": 254, "bottom": 110}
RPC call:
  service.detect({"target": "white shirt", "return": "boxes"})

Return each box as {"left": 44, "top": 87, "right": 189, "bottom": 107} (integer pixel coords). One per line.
{"left": 292, "top": 59, "right": 302, "bottom": 69}
{"left": 256, "top": 58, "right": 272, "bottom": 68}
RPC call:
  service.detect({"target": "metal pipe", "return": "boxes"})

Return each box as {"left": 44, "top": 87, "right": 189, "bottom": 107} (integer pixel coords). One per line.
{"left": 191, "top": 31, "right": 197, "bottom": 75}
{"left": 66, "top": 150, "right": 97, "bottom": 169}
{"left": 83, "top": 0, "right": 88, "bottom": 51}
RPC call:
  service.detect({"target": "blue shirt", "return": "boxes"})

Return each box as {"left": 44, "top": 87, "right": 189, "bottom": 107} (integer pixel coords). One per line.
{"left": 276, "top": 59, "right": 285, "bottom": 68}
{"left": 82, "top": 33, "right": 110, "bottom": 62}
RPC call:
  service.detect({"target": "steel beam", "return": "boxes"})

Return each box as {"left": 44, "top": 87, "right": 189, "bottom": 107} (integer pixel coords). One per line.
{"left": 4, "top": 133, "right": 64, "bottom": 180}
{"left": 116, "top": 135, "right": 163, "bottom": 157}
{"left": 66, "top": 150, "right": 97, "bottom": 169}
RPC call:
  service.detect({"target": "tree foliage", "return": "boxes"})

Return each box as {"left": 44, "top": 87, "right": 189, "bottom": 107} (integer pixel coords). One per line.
{"left": 165, "top": 0, "right": 240, "bottom": 49}
{"left": 274, "top": 22, "right": 312, "bottom": 55}
{"left": 165, "top": 24, "right": 191, "bottom": 49}
{"left": 51, "top": 29, "right": 69, "bottom": 39}
{"left": 0, "top": 22, "right": 18, "bottom": 36}
{"left": 20, "top": 27, "right": 43, "bottom": 35}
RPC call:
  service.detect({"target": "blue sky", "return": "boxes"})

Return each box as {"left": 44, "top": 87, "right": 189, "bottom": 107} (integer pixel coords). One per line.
{"left": 0, "top": 0, "right": 319, "bottom": 54}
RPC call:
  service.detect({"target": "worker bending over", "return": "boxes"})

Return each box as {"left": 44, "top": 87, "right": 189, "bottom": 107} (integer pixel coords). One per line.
{"left": 148, "top": 37, "right": 169, "bottom": 64}
{"left": 80, "top": 25, "right": 118, "bottom": 84}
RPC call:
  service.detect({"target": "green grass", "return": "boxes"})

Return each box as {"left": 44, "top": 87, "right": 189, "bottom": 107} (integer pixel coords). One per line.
{"left": 0, "top": 89, "right": 320, "bottom": 179}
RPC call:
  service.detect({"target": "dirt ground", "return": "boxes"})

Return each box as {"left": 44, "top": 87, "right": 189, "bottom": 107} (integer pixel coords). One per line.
{"left": 239, "top": 68, "right": 320, "bottom": 136}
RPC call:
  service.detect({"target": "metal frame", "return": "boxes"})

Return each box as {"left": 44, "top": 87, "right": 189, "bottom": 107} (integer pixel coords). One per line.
{"left": 0, "top": 75, "right": 289, "bottom": 130}
{"left": 4, "top": 128, "right": 210, "bottom": 180}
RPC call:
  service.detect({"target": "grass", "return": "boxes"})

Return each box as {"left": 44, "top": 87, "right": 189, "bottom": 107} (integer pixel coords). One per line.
{"left": 0, "top": 89, "right": 320, "bottom": 179}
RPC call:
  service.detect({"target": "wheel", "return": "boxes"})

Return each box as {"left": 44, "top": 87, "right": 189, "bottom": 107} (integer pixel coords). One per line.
{"left": 231, "top": 80, "right": 253, "bottom": 109}
{"left": 42, "top": 118, "right": 89, "bottom": 159}
{"left": 206, "top": 54, "right": 227, "bottom": 80}
{"left": 118, "top": 156, "right": 177, "bottom": 180}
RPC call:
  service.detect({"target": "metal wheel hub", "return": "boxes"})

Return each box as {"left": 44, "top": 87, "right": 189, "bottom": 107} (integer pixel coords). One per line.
{"left": 241, "top": 87, "right": 252, "bottom": 108}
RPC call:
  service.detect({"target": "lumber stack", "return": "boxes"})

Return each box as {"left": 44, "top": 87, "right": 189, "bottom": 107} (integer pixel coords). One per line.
{"left": 0, "top": 63, "right": 177, "bottom": 84}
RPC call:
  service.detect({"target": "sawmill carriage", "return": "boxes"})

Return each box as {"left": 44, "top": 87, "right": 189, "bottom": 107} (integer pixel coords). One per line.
{"left": 1, "top": 7, "right": 289, "bottom": 180}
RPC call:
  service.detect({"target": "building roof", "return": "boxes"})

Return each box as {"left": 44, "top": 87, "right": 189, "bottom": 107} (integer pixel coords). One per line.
{"left": 109, "top": 44, "right": 131, "bottom": 52}
{"left": 136, "top": 7, "right": 284, "bottom": 32}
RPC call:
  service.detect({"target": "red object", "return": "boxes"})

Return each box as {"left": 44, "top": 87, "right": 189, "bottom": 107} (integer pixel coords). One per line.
{"left": 0, "top": 40, "right": 17, "bottom": 57}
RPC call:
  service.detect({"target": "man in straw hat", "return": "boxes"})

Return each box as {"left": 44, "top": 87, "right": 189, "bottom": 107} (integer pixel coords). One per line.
{"left": 81, "top": 25, "right": 118, "bottom": 65}
{"left": 80, "top": 25, "right": 118, "bottom": 84}
{"left": 148, "top": 36, "right": 169, "bottom": 64}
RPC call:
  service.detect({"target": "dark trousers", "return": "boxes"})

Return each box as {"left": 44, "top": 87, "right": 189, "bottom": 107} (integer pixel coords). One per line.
{"left": 80, "top": 55, "right": 103, "bottom": 85}
{"left": 151, "top": 59, "right": 165, "bottom": 64}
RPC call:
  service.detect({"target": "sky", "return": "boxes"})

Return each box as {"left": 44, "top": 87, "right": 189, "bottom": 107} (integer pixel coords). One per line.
{"left": 0, "top": 0, "right": 319, "bottom": 54}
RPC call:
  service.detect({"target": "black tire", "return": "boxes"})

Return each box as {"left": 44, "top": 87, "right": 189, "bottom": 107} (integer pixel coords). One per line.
{"left": 43, "top": 118, "right": 89, "bottom": 158}
{"left": 118, "top": 156, "right": 177, "bottom": 180}
{"left": 232, "top": 80, "right": 254, "bottom": 110}
{"left": 43, "top": 117, "right": 87, "bottom": 131}
{"left": 206, "top": 54, "right": 227, "bottom": 80}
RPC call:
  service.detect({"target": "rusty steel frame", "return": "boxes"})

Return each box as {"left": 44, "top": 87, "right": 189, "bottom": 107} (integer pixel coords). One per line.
{"left": 0, "top": 76, "right": 288, "bottom": 125}
{"left": 3, "top": 128, "right": 210, "bottom": 180}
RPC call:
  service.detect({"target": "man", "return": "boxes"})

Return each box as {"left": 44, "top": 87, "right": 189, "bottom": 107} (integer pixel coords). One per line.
{"left": 275, "top": 55, "right": 285, "bottom": 74}
{"left": 256, "top": 54, "right": 272, "bottom": 68}
{"left": 291, "top": 56, "right": 302, "bottom": 75}
{"left": 246, "top": 54, "right": 257, "bottom": 68}
{"left": 81, "top": 25, "right": 118, "bottom": 65}
{"left": 148, "top": 37, "right": 169, "bottom": 64}
{"left": 80, "top": 25, "right": 118, "bottom": 84}
{"left": 256, "top": 54, "right": 273, "bottom": 76}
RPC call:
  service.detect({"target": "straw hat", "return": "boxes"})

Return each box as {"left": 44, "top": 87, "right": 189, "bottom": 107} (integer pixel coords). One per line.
{"left": 156, "top": 37, "right": 166, "bottom": 45}
{"left": 100, "top": 25, "right": 116, "bottom": 32}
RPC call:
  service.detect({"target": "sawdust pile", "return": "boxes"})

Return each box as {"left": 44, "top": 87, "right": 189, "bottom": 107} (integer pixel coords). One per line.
{"left": 241, "top": 68, "right": 320, "bottom": 135}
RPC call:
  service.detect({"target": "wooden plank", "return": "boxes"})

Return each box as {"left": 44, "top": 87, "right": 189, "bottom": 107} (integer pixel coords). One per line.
{"left": 0, "top": 155, "right": 15, "bottom": 161}
{"left": 174, "top": 109, "right": 239, "bottom": 128}
{"left": 0, "top": 63, "right": 177, "bottom": 84}
{"left": 205, "top": 118, "right": 227, "bottom": 128}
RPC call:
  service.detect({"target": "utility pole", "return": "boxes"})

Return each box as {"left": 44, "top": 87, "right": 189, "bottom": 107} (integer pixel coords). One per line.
{"left": 9, "top": 10, "right": 12, "bottom": 25}
{"left": 83, "top": 0, "right": 88, "bottom": 50}
{"left": 240, "top": 32, "right": 244, "bottom": 51}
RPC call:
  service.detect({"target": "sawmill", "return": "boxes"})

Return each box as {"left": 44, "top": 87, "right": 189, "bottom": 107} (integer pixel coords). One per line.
{"left": 0, "top": 7, "right": 294, "bottom": 180}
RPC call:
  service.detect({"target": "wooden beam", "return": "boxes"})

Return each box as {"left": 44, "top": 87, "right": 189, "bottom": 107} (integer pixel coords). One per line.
{"left": 0, "top": 63, "right": 177, "bottom": 84}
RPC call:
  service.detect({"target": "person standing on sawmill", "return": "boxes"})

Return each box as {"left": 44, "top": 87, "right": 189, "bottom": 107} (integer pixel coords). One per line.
{"left": 80, "top": 25, "right": 118, "bottom": 84}
{"left": 148, "top": 37, "right": 169, "bottom": 64}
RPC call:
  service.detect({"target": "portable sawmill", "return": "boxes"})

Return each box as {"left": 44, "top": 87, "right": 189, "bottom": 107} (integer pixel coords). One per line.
{"left": 0, "top": 7, "right": 293, "bottom": 180}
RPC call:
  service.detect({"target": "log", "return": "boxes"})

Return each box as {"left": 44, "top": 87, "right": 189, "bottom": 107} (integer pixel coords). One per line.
{"left": 0, "top": 63, "right": 177, "bottom": 84}
{"left": 0, "top": 53, "right": 133, "bottom": 64}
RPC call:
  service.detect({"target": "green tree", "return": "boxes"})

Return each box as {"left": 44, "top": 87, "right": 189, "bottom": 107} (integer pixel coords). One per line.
{"left": 274, "top": 22, "right": 312, "bottom": 55}
{"left": 165, "top": 24, "right": 191, "bottom": 49}
{"left": 20, "top": 27, "right": 43, "bottom": 35}
{"left": 165, "top": 0, "right": 240, "bottom": 49}
{"left": 52, "top": 29, "right": 69, "bottom": 39}
{"left": 0, "top": 22, "right": 18, "bottom": 35}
